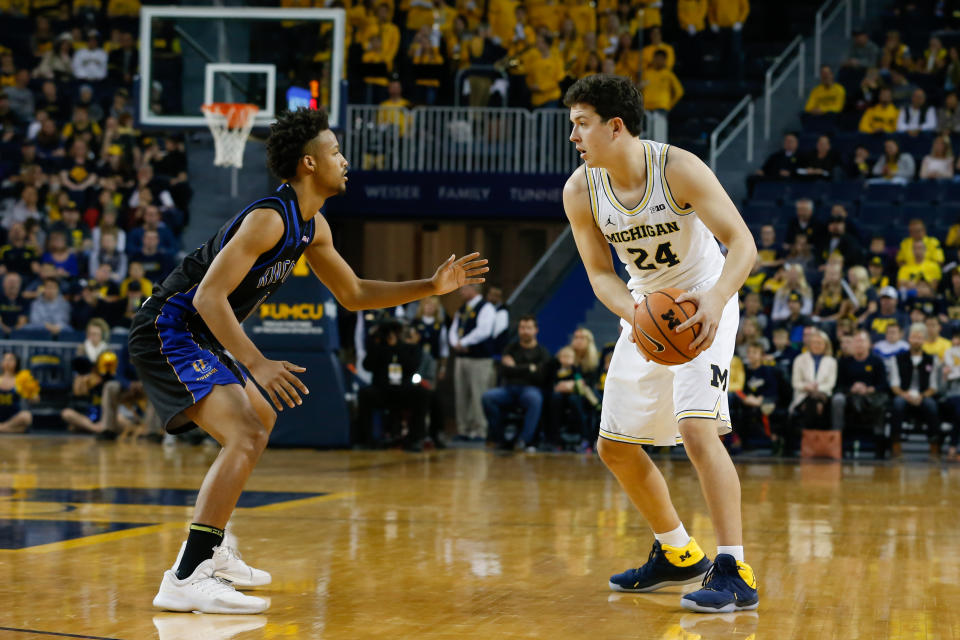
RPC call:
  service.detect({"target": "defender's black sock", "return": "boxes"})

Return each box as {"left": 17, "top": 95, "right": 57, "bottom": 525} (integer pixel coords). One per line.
{"left": 175, "top": 523, "right": 225, "bottom": 580}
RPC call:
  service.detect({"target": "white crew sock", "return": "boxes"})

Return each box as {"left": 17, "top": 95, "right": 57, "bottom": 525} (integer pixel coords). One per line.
{"left": 654, "top": 523, "right": 690, "bottom": 548}
{"left": 717, "top": 545, "right": 744, "bottom": 562}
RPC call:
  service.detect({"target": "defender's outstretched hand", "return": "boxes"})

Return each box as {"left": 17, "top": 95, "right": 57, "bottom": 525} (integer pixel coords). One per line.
{"left": 431, "top": 252, "right": 489, "bottom": 295}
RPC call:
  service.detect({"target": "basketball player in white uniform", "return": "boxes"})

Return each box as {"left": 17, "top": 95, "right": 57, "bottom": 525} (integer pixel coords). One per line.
{"left": 562, "top": 75, "right": 759, "bottom": 613}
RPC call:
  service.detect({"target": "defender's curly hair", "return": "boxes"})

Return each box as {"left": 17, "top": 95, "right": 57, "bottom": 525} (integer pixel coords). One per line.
{"left": 563, "top": 74, "right": 644, "bottom": 137}
{"left": 265, "top": 108, "right": 330, "bottom": 180}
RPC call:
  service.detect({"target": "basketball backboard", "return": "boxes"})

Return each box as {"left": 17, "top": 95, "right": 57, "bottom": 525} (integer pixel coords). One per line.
{"left": 138, "top": 6, "right": 344, "bottom": 129}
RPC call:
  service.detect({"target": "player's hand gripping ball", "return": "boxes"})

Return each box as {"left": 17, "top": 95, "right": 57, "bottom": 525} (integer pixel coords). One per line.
{"left": 632, "top": 288, "right": 701, "bottom": 365}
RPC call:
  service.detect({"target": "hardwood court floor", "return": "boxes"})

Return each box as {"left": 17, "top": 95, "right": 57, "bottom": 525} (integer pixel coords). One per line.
{"left": 1, "top": 436, "right": 959, "bottom": 640}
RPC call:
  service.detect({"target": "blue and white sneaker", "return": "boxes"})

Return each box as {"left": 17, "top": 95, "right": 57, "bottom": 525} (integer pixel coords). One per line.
{"left": 609, "top": 538, "right": 712, "bottom": 592}
{"left": 681, "top": 553, "right": 759, "bottom": 613}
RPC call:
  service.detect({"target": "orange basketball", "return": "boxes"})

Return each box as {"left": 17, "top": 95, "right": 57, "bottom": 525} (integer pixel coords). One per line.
{"left": 632, "top": 288, "right": 701, "bottom": 365}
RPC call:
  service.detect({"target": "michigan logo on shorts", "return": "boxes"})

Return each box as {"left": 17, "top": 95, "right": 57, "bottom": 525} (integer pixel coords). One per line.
{"left": 710, "top": 364, "right": 729, "bottom": 391}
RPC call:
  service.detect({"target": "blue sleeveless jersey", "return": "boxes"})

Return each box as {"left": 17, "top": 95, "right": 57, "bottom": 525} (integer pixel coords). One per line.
{"left": 147, "top": 183, "right": 317, "bottom": 339}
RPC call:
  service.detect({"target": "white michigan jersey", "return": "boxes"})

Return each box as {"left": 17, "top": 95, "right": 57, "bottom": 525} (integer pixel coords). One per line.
{"left": 585, "top": 139, "right": 725, "bottom": 296}
{"left": 585, "top": 139, "right": 737, "bottom": 446}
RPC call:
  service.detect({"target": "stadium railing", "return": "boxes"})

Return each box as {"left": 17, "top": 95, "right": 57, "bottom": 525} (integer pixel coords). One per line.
{"left": 763, "top": 35, "right": 806, "bottom": 141}
{"left": 709, "top": 95, "right": 755, "bottom": 174}
{"left": 813, "top": 0, "right": 866, "bottom": 79}
{"left": 344, "top": 105, "right": 668, "bottom": 174}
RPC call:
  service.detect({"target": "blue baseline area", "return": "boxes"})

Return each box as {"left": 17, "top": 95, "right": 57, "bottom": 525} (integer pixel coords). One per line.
{"left": 0, "top": 519, "right": 155, "bottom": 550}
{"left": 536, "top": 263, "right": 595, "bottom": 353}
{"left": 12, "top": 488, "right": 327, "bottom": 507}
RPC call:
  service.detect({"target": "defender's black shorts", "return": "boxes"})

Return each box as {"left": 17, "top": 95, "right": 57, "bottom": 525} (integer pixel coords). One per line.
{"left": 128, "top": 299, "right": 246, "bottom": 434}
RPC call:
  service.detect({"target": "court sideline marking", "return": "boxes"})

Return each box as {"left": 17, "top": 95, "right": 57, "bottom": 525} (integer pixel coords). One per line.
{"left": 0, "top": 491, "right": 354, "bottom": 553}
{"left": 0, "top": 627, "right": 124, "bottom": 639}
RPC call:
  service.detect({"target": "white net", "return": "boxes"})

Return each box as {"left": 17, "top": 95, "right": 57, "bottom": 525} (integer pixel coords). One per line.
{"left": 201, "top": 103, "right": 259, "bottom": 169}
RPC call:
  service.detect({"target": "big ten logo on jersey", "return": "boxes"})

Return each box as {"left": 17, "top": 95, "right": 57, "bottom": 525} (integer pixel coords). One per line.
{"left": 257, "top": 259, "right": 297, "bottom": 289}
{"left": 710, "top": 364, "right": 729, "bottom": 391}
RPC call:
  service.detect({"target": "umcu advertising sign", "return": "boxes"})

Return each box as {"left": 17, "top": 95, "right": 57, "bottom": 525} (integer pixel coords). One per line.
{"left": 244, "top": 256, "right": 339, "bottom": 351}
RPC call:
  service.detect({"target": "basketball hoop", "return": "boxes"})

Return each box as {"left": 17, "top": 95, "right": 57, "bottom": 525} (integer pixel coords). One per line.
{"left": 201, "top": 103, "right": 259, "bottom": 169}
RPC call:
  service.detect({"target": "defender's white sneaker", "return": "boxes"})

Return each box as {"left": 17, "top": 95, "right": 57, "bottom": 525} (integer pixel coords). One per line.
{"left": 153, "top": 547, "right": 269, "bottom": 614}
{"left": 172, "top": 540, "right": 272, "bottom": 589}
{"left": 214, "top": 545, "right": 272, "bottom": 588}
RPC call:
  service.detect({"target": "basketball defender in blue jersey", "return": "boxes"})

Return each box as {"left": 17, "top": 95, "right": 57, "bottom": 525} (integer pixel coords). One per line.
{"left": 131, "top": 109, "right": 488, "bottom": 614}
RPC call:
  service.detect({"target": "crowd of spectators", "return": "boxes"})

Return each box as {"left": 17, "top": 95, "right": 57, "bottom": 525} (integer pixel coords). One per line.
{"left": 0, "top": 0, "right": 183, "bottom": 442}
{"left": 759, "top": 8, "right": 960, "bottom": 187}
{"left": 351, "top": 0, "right": 754, "bottom": 112}
{"left": 0, "top": 2, "right": 188, "bottom": 342}
{"left": 349, "top": 283, "right": 610, "bottom": 452}
{"left": 730, "top": 200, "right": 960, "bottom": 461}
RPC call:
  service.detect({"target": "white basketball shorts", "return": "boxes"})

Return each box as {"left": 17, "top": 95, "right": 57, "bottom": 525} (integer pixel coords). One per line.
{"left": 598, "top": 289, "right": 739, "bottom": 447}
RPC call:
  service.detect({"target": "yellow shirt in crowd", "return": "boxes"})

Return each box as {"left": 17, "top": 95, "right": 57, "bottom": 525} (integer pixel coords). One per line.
{"left": 804, "top": 83, "right": 846, "bottom": 113}
{"left": 0, "top": 0, "right": 29, "bottom": 13}
{"left": 615, "top": 49, "right": 642, "bottom": 81}
{"left": 403, "top": 0, "right": 436, "bottom": 31}
{"left": 107, "top": 0, "right": 140, "bottom": 17}
{"left": 488, "top": 0, "right": 518, "bottom": 45}
{"left": 363, "top": 19, "right": 401, "bottom": 63}
{"left": 708, "top": 0, "right": 749, "bottom": 27}
{"left": 527, "top": 0, "right": 562, "bottom": 33}
{"left": 897, "top": 235, "right": 944, "bottom": 266}
{"left": 527, "top": 48, "right": 563, "bottom": 106}
{"left": 641, "top": 42, "right": 675, "bottom": 70}
{"left": 678, "top": 0, "right": 708, "bottom": 32}
{"left": 642, "top": 67, "right": 684, "bottom": 111}
{"left": 566, "top": 0, "right": 597, "bottom": 38}
{"left": 378, "top": 97, "right": 412, "bottom": 135}
{"left": 858, "top": 103, "right": 899, "bottom": 133}
{"left": 638, "top": 0, "right": 663, "bottom": 29}
{"left": 409, "top": 42, "right": 444, "bottom": 87}
{"left": 456, "top": 0, "right": 483, "bottom": 30}
{"left": 896, "top": 261, "right": 942, "bottom": 286}
{"left": 923, "top": 337, "right": 951, "bottom": 360}
{"left": 121, "top": 277, "right": 153, "bottom": 299}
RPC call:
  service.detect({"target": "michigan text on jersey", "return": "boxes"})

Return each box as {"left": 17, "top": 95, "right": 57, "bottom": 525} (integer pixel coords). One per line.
{"left": 604, "top": 220, "right": 680, "bottom": 244}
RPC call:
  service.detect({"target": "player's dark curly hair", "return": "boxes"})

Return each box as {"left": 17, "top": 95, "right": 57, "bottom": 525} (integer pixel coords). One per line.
{"left": 563, "top": 74, "right": 644, "bottom": 137}
{"left": 266, "top": 108, "right": 330, "bottom": 180}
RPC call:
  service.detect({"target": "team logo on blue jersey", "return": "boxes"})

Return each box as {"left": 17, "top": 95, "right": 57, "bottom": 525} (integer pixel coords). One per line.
{"left": 192, "top": 359, "right": 212, "bottom": 374}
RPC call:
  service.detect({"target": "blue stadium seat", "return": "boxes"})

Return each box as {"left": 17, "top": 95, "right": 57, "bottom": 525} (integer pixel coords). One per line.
{"left": 901, "top": 203, "right": 937, "bottom": 227}
{"left": 944, "top": 183, "right": 960, "bottom": 202}
{"left": 9, "top": 328, "right": 52, "bottom": 341}
{"left": 905, "top": 181, "right": 947, "bottom": 204}
{"left": 937, "top": 203, "right": 960, "bottom": 225}
{"left": 859, "top": 203, "right": 902, "bottom": 228}
{"left": 829, "top": 180, "right": 863, "bottom": 203}
{"left": 742, "top": 201, "right": 776, "bottom": 226}
{"left": 56, "top": 329, "right": 85, "bottom": 343}
{"left": 797, "top": 132, "right": 821, "bottom": 153}
{"left": 753, "top": 181, "right": 792, "bottom": 204}
{"left": 789, "top": 181, "right": 830, "bottom": 203}
{"left": 800, "top": 113, "right": 839, "bottom": 135}
{"left": 897, "top": 133, "right": 935, "bottom": 166}
{"left": 863, "top": 182, "right": 905, "bottom": 203}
